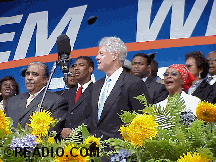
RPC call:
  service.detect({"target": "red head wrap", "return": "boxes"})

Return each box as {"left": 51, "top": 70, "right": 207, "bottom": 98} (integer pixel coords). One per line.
{"left": 168, "top": 64, "right": 195, "bottom": 92}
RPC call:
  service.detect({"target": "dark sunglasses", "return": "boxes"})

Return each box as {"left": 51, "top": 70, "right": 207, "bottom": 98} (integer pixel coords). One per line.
{"left": 163, "top": 71, "right": 178, "bottom": 77}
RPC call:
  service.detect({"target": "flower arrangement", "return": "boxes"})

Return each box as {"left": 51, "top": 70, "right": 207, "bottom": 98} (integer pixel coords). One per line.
{"left": 1, "top": 93, "right": 216, "bottom": 161}
{"left": 106, "top": 93, "right": 216, "bottom": 162}
{"left": 0, "top": 109, "right": 104, "bottom": 162}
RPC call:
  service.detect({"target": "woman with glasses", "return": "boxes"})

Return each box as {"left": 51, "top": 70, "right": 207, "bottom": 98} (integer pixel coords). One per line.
{"left": 156, "top": 64, "right": 200, "bottom": 115}
{"left": 0, "top": 76, "right": 20, "bottom": 110}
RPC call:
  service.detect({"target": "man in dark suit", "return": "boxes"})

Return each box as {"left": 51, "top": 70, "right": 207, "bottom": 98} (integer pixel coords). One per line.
{"left": 89, "top": 37, "right": 151, "bottom": 141}
{"left": 5, "top": 61, "right": 68, "bottom": 134}
{"left": 206, "top": 51, "right": 216, "bottom": 103}
{"left": 131, "top": 53, "right": 168, "bottom": 104}
{"left": 60, "top": 56, "right": 94, "bottom": 139}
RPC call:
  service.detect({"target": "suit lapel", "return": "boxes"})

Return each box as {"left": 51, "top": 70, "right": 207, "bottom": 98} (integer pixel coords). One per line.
{"left": 98, "top": 72, "right": 125, "bottom": 125}
{"left": 145, "top": 80, "right": 151, "bottom": 89}
{"left": 18, "top": 92, "right": 29, "bottom": 116}
{"left": 72, "top": 83, "right": 93, "bottom": 111}
{"left": 19, "top": 89, "right": 44, "bottom": 123}
{"left": 192, "top": 80, "right": 207, "bottom": 95}
{"left": 92, "top": 78, "right": 105, "bottom": 126}
{"left": 65, "top": 88, "right": 76, "bottom": 110}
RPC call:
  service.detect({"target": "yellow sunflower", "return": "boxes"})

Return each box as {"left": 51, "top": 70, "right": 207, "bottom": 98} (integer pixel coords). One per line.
{"left": 119, "top": 114, "right": 158, "bottom": 147}
{"left": 196, "top": 101, "right": 216, "bottom": 123}
{"left": 48, "top": 136, "right": 55, "bottom": 144}
{"left": 55, "top": 143, "right": 90, "bottom": 162}
{"left": 177, "top": 152, "right": 210, "bottom": 162}
{"left": 0, "top": 110, "right": 11, "bottom": 136}
{"left": 84, "top": 135, "right": 100, "bottom": 147}
{"left": 27, "top": 109, "right": 55, "bottom": 138}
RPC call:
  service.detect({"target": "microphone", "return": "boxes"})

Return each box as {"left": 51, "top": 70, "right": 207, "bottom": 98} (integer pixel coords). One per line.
{"left": 56, "top": 34, "right": 72, "bottom": 84}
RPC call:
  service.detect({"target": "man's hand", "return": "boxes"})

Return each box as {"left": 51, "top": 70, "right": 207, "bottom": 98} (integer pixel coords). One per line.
{"left": 61, "top": 128, "right": 72, "bottom": 139}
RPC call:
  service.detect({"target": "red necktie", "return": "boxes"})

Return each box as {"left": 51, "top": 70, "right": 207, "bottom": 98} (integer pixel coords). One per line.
{"left": 74, "top": 86, "right": 83, "bottom": 104}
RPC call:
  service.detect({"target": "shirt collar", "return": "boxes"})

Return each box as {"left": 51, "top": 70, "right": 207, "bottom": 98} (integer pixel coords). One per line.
{"left": 207, "top": 74, "right": 216, "bottom": 78}
{"left": 105, "top": 67, "right": 123, "bottom": 82}
{"left": 30, "top": 86, "right": 45, "bottom": 97}
{"left": 142, "top": 74, "right": 151, "bottom": 82}
{"left": 77, "top": 80, "right": 93, "bottom": 91}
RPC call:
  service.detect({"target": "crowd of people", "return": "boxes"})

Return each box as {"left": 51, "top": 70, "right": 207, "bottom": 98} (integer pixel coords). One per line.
{"left": 1, "top": 36, "right": 216, "bottom": 160}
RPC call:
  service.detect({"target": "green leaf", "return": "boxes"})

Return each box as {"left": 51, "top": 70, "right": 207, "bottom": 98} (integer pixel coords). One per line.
{"left": 81, "top": 124, "right": 90, "bottom": 140}
{"left": 118, "top": 111, "right": 138, "bottom": 124}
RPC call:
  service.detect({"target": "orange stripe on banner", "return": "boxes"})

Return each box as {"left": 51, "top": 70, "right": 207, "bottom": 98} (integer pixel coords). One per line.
{"left": 0, "top": 35, "right": 216, "bottom": 70}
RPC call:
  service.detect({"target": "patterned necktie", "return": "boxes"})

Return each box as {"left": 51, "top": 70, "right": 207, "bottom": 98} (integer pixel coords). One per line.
{"left": 98, "top": 78, "right": 111, "bottom": 120}
{"left": 26, "top": 94, "right": 35, "bottom": 108}
{"left": 74, "top": 86, "right": 83, "bottom": 104}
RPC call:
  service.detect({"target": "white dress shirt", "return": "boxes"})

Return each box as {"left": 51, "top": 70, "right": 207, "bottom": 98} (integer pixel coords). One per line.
{"left": 29, "top": 86, "right": 45, "bottom": 101}
{"left": 77, "top": 80, "right": 93, "bottom": 93}
{"left": 98, "top": 67, "right": 123, "bottom": 106}
{"left": 156, "top": 91, "right": 200, "bottom": 115}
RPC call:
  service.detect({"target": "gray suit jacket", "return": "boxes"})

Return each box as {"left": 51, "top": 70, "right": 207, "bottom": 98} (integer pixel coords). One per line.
{"left": 5, "top": 89, "right": 68, "bottom": 133}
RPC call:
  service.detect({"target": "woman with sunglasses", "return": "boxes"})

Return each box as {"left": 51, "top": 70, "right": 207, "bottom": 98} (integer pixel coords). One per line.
{"left": 156, "top": 64, "right": 200, "bottom": 115}
{"left": 0, "top": 76, "right": 20, "bottom": 110}
{"left": 185, "top": 51, "right": 212, "bottom": 102}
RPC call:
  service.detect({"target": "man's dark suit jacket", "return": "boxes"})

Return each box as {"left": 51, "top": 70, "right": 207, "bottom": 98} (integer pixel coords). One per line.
{"left": 145, "top": 79, "right": 168, "bottom": 104}
{"left": 62, "top": 83, "right": 93, "bottom": 129}
{"left": 5, "top": 89, "right": 68, "bottom": 133}
{"left": 191, "top": 79, "right": 213, "bottom": 103}
{"left": 89, "top": 71, "right": 151, "bottom": 140}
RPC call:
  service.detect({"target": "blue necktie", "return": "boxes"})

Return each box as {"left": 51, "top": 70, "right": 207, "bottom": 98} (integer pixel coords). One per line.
{"left": 98, "top": 78, "right": 111, "bottom": 120}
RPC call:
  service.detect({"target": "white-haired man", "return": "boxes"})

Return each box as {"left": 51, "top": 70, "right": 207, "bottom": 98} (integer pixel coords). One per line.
{"left": 89, "top": 37, "right": 151, "bottom": 141}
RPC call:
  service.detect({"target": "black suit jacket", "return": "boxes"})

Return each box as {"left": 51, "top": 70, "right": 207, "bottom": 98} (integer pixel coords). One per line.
{"left": 89, "top": 71, "right": 151, "bottom": 140}
{"left": 63, "top": 83, "right": 93, "bottom": 129}
{"left": 145, "top": 79, "right": 168, "bottom": 104}
{"left": 206, "top": 81, "right": 216, "bottom": 104}
{"left": 191, "top": 79, "right": 213, "bottom": 103}
{"left": 5, "top": 89, "right": 68, "bottom": 133}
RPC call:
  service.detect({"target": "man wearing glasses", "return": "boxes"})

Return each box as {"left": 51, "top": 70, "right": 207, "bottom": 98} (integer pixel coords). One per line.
{"left": 206, "top": 51, "right": 216, "bottom": 85}
{"left": 206, "top": 51, "right": 216, "bottom": 103}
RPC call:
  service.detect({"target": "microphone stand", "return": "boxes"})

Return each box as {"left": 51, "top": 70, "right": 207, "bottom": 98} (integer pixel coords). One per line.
{"left": 36, "top": 57, "right": 72, "bottom": 111}
{"left": 36, "top": 61, "right": 57, "bottom": 111}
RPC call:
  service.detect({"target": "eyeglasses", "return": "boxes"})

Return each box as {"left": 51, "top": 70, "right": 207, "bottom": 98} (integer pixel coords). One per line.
{"left": 185, "top": 64, "right": 192, "bottom": 69}
{"left": 207, "top": 58, "right": 216, "bottom": 61}
{"left": 163, "top": 71, "right": 178, "bottom": 77}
